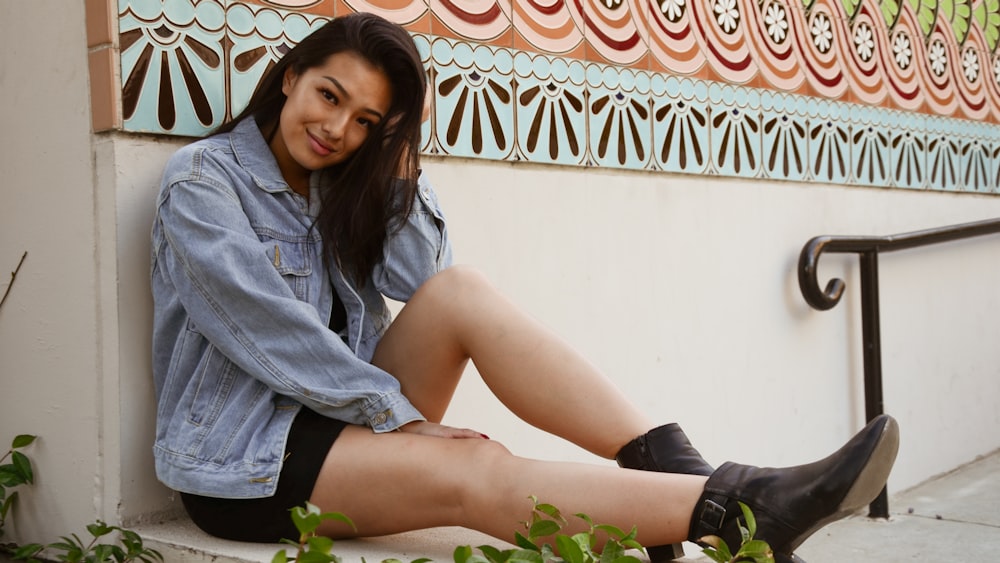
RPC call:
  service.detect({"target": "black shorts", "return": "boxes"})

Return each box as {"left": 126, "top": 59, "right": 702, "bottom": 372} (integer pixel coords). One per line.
{"left": 180, "top": 408, "right": 348, "bottom": 542}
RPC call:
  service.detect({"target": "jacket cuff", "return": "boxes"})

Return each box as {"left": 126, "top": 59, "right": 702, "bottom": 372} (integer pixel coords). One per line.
{"left": 363, "top": 392, "right": 425, "bottom": 432}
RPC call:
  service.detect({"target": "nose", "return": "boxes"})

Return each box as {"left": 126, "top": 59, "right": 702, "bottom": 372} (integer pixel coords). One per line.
{"left": 321, "top": 110, "right": 349, "bottom": 141}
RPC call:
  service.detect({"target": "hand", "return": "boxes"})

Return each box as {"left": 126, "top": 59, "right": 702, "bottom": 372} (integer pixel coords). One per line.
{"left": 398, "top": 420, "right": 489, "bottom": 440}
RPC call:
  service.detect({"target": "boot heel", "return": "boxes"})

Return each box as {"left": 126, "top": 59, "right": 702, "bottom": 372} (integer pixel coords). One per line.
{"left": 645, "top": 542, "right": 685, "bottom": 562}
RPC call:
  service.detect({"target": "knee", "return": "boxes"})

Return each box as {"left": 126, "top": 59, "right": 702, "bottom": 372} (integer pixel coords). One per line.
{"left": 454, "top": 438, "right": 516, "bottom": 499}
{"left": 473, "top": 435, "right": 514, "bottom": 461}
{"left": 419, "top": 265, "right": 495, "bottom": 304}
{"left": 431, "top": 265, "right": 493, "bottom": 291}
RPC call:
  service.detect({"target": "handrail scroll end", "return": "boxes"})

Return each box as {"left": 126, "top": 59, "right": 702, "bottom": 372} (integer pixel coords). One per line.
{"left": 798, "top": 237, "right": 845, "bottom": 311}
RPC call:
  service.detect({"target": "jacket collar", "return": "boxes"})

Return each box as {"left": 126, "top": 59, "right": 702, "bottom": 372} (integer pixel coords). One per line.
{"left": 229, "top": 117, "right": 292, "bottom": 195}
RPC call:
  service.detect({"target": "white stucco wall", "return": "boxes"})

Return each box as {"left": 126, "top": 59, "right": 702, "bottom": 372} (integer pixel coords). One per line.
{"left": 2, "top": 0, "right": 999, "bottom": 546}
{"left": 0, "top": 0, "right": 106, "bottom": 544}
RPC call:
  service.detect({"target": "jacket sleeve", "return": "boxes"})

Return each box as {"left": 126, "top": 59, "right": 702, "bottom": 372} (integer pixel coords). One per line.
{"left": 153, "top": 170, "right": 425, "bottom": 432}
{"left": 373, "top": 172, "right": 453, "bottom": 301}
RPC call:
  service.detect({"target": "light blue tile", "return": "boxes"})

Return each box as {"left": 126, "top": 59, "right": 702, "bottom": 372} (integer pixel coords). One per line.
{"left": 707, "top": 82, "right": 763, "bottom": 177}
{"left": 585, "top": 63, "right": 652, "bottom": 170}
{"left": 889, "top": 112, "right": 926, "bottom": 189}
{"left": 513, "top": 52, "right": 587, "bottom": 166}
{"left": 651, "top": 76, "right": 710, "bottom": 175}
{"left": 431, "top": 38, "right": 516, "bottom": 161}
{"left": 227, "top": 4, "right": 326, "bottom": 122}
{"left": 120, "top": 0, "right": 227, "bottom": 136}
{"left": 960, "top": 136, "right": 991, "bottom": 192}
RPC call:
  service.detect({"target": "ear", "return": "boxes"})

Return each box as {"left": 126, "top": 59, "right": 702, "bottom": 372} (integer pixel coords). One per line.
{"left": 281, "top": 67, "right": 298, "bottom": 97}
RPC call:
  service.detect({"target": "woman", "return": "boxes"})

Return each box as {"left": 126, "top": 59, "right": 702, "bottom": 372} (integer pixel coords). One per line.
{"left": 150, "top": 12, "right": 898, "bottom": 562}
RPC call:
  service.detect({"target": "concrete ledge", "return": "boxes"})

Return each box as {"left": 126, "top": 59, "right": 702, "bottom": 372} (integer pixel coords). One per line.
{"left": 131, "top": 517, "right": 689, "bottom": 563}
{"left": 12, "top": 452, "right": 997, "bottom": 563}
{"left": 132, "top": 518, "right": 522, "bottom": 563}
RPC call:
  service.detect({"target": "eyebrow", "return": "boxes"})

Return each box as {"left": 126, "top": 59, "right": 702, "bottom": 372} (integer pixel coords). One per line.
{"left": 322, "top": 76, "right": 385, "bottom": 120}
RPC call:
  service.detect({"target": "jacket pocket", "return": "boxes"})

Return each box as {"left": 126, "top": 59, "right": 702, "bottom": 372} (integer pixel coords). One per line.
{"left": 258, "top": 233, "right": 315, "bottom": 301}
{"left": 187, "top": 345, "right": 237, "bottom": 427}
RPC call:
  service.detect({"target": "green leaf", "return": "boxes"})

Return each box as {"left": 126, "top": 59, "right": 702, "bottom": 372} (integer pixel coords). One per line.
{"left": 556, "top": 535, "right": 584, "bottom": 563}
{"left": 91, "top": 543, "right": 116, "bottom": 562}
{"left": 593, "top": 524, "right": 627, "bottom": 539}
{"left": 11, "top": 435, "right": 36, "bottom": 449}
{"left": 574, "top": 513, "right": 594, "bottom": 528}
{"left": 738, "top": 502, "right": 757, "bottom": 539}
{"left": 50, "top": 535, "right": 83, "bottom": 552}
{"left": 0, "top": 466, "right": 25, "bottom": 487}
{"left": 735, "top": 539, "right": 774, "bottom": 561}
{"left": 11, "top": 453, "right": 32, "bottom": 484}
{"left": 512, "top": 532, "right": 537, "bottom": 551}
{"left": 505, "top": 549, "right": 544, "bottom": 563}
{"left": 454, "top": 544, "right": 473, "bottom": 563}
{"left": 570, "top": 531, "right": 593, "bottom": 552}
{"left": 699, "top": 548, "right": 729, "bottom": 563}
{"left": 699, "top": 535, "right": 733, "bottom": 560}
{"left": 319, "top": 511, "right": 356, "bottom": 531}
{"left": 527, "top": 520, "right": 560, "bottom": 539}
{"left": 409, "top": 558, "right": 434, "bottom": 563}
{"left": 306, "top": 536, "right": 335, "bottom": 554}
{"left": 290, "top": 506, "right": 322, "bottom": 536}
{"left": 475, "top": 544, "right": 507, "bottom": 563}
{"left": 620, "top": 538, "right": 644, "bottom": 551}
{"left": 120, "top": 529, "right": 141, "bottom": 553}
{"left": 739, "top": 521, "right": 751, "bottom": 544}
{"left": 271, "top": 551, "right": 289, "bottom": 563}
{"left": 13, "top": 543, "right": 45, "bottom": 559}
{"left": 599, "top": 539, "right": 624, "bottom": 563}
{"left": 1, "top": 491, "right": 18, "bottom": 518}
{"left": 533, "top": 503, "right": 563, "bottom": 521}
{"left": 298, "top": 551, "right": 335, "bottom": 563}
{"left": 86, "top": 521, "right": 115, "bottom": 538}
{"left": 382, "top": 559, "right": 404, "bottom": 563}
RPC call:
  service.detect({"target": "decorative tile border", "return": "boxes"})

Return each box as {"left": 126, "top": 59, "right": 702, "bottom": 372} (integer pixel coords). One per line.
{"left": 115, "top": 0, "right": 1000, "bottom": 193}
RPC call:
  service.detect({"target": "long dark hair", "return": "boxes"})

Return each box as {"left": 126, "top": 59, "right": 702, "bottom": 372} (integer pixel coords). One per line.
{"left": 218, "top": 12, "right": 426, "bottom": 285}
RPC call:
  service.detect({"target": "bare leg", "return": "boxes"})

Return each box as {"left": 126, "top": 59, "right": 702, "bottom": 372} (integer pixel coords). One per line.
{"left": 308, "top": 426, "right": 705, "bottom": 545}
{"left": 371, "top": 266, "right": 654, "bottom": 458}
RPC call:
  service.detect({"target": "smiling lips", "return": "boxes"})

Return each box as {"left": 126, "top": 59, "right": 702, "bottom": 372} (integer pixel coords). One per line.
{"left": 308, "top": 132, "right": 335, "bottom": 157}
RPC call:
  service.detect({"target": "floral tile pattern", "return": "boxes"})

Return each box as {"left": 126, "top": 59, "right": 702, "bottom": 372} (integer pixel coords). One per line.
{"left": 114, "top": 0, "right": 1000, "bottom": 193}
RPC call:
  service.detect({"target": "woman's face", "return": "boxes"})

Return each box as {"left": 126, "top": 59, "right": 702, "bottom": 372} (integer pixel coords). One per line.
{"left": 271, "top": 51, "right": 392, "bottom": 194}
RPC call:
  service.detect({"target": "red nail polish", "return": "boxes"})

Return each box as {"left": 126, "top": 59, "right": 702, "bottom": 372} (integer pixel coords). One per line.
{"left": 481, "top": 434, "right": 490, "bottom": 440}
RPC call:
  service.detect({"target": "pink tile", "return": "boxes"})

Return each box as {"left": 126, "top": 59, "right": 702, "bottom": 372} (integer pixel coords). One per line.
{"left": 86, "top": 0, "right": 113, "bottom": 47}
{"left": 89, "top": 47, "right": 119, "bottom": 131}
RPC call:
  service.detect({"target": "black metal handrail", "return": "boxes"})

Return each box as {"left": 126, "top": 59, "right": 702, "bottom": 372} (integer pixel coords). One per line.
{"left": 798, "top": 217, "right": 1000, "bottom": 518}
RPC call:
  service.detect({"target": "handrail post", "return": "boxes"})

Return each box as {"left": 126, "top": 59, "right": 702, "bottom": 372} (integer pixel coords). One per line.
{"left": 799, "top": 218, "right": 1000, "bottom": 520}
{"left": 859, "top": 250, "right": 889, "bottom": 518}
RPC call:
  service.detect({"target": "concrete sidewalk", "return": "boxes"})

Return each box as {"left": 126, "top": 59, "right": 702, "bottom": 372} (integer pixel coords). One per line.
{"left": 5, "top": 450, "right": 998, "bottom": 562}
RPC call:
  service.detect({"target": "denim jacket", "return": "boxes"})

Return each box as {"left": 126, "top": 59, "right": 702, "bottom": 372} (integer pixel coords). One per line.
{"left": 150, "top": 118, "right": 451, "bottom": 498}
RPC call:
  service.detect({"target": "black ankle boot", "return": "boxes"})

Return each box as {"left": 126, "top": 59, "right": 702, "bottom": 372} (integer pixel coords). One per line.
{"left": 615, "top": 424, "right": 714, "bottom": 561}
{"left": 688, "top": 415, "right": 900, "bottom": 560}
{"left": 615, "top": 423, "right": 714, "bottom": 475}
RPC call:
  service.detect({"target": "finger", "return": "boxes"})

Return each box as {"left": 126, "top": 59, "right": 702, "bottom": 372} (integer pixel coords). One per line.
{"left": 448, "top": 428, "right": 489, "bottom": 440}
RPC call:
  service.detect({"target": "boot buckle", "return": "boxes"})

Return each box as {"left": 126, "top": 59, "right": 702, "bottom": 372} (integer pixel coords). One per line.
{"left": 699, "top": 499, "right": 726, "bottom": 534}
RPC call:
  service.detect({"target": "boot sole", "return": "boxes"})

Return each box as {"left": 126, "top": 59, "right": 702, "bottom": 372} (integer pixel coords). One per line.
{"left": 784, "top": 415, "right": 900, "bottom": 554}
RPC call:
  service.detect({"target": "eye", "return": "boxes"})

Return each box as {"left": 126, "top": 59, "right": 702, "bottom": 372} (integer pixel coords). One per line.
{"left": 320, "top": 89, "right": 338, "bottom": 104}
{"left": 357, "top": 117, "right": 374, "bottom": 129}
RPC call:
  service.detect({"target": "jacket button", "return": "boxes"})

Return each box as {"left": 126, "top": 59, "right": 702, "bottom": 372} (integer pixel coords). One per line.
{"left": 372, "top": 411, "right": 388, "bottom": 425}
